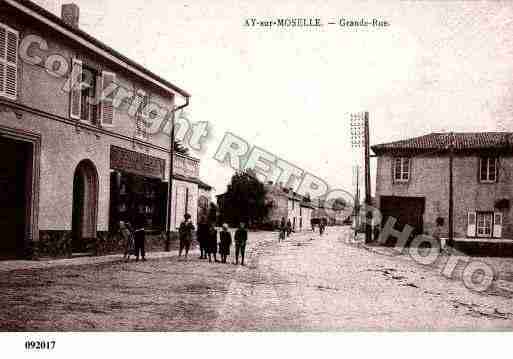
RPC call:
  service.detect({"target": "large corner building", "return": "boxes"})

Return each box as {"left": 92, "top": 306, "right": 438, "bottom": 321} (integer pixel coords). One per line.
{"left": 0, "top": 0, "right": 211, "bottom": 258}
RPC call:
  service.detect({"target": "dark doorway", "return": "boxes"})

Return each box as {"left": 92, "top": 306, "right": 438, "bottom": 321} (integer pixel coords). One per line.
{"left": 0, "top": 136, "right": 33, "bottom": 259}
{"left": 380, "top": 195, "right": 425, "bottom": 245}
{"left": 71, "top": 160, "right": 99, "bottom": 253}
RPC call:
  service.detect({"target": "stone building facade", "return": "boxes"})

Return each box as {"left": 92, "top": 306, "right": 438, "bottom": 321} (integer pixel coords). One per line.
{"left": 0, "top": 0, "right": 210, "bottom": 258}
{"left": 265, "top": 184, "right": 314, "bottom": 231}
{"left": 373, "top": 132, "right": 513, "bottom": 241}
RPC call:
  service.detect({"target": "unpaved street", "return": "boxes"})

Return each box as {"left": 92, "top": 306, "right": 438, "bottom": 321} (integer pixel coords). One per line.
{"left": 1, "top": 227, "right": 513, "bottom": 331}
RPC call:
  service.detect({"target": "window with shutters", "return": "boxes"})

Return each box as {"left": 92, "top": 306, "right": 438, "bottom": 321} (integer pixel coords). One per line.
{"left": 0, "top": 23, "right": 19, "bottom": 100}
{"left": 100, "top": 71, "right": 116, "bottom": 127}
{"left": 476, "top": 212, "right": 493, "bottom": 238}
{"left": 393, "top": 157, "right": 410, "bottom": 182}
{"left": 135, "top": 92, "right": 150, "bottom": 140}
{"left": 480, "top": 157, "right": 498, "bottom": 183}
{"left": 80, "top": 66, "right": 99, "bottom": 124}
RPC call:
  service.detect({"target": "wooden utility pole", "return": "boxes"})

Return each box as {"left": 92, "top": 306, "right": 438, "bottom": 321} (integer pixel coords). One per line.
{"left": 354, "top": 166, "right": 360, "bottom": 237}
{"left": 364, "top": 112, "right": 372, "bottom": 243}
{"left": 165, "top": 110, "right": 176, "bottom": 252}
{"left": 448, "top": 132, "right": 454, "bottom": 248}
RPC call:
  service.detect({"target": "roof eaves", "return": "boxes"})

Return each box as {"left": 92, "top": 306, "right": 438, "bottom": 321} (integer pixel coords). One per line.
{"left": 9, "top": 0, "right": 190, "bottom": 98}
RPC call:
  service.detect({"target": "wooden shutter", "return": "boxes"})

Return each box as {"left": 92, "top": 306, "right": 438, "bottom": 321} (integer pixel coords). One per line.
{"left": 0, "top": 26, "right": 5, "bottom": 95}
{"left": 467, "top": 211, "right": 476, "bottom": 237}
{"left": 70, "top": 58, "right": 82, "bottom": 120}
{"left": 0, "top": 24, "right": 19, "bottom": 100}
{"left": 493, "top": 212, "right": 503, "bottom": 238}
{"left": 100, "top": 70, "right": 116, "bottom": 126}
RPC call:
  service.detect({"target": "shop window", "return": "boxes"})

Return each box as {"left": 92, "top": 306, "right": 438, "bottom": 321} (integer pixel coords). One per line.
{"left": 109, "top": 171, "right": 168, "bottom": 232}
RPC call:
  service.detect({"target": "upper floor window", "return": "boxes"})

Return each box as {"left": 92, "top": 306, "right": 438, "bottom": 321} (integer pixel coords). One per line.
{"left": 80, "top": 65, "right": 99, "bottom": 124}
{"left": 393, "top": 157, "right": 410, "bottom": 182}
{"left": 0, "top": 23, "right": 19, "bottom": 100}
{"left": 70, "top": 58, "right": 116, "bottom": 127}
{"left": 480, "top": 157, "right": 497, "bottom": 183}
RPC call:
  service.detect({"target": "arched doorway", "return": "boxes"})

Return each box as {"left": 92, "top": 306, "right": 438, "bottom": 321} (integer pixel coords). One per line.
{"left": 71, "top": 160, "right": 99, "bottom": 253}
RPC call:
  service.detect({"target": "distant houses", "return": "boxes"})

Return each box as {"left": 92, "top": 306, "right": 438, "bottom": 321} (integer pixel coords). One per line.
{"left": 217, "top": 181, "right": 352, "bottom": 230}
{"left": 372, "top": 132, "right": 513, "bottom": 242}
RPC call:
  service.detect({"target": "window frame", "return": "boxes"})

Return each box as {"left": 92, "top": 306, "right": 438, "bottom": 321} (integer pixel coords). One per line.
{"left": 479, "top": 157, "right": 498, "bottom": 183}
{"left": 476, "top": 211, "right": 493, "bottom": 238}
{"left": 393, "top": 157, "right": 411, "bottom": 183}
{"left": 79, "top": 65, "right": 100, "bottom": 125}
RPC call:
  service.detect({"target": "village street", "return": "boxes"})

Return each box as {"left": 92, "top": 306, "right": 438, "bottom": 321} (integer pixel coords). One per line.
{"left": 1, "top": 227, "right": 513, "bottom": 331}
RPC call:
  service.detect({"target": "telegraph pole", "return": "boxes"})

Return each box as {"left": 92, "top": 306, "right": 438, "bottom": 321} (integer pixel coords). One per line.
{"left": 448, "top": 132, "right": 454, "bottom": 248}
{"left": 353, "top": 165, "right": 360, "bottom": 238}
{"left": 363, "top": 112, "right": 372, "bottom": 243}
{"left": 165, "top": 109, "right": 176, "bottom": 252}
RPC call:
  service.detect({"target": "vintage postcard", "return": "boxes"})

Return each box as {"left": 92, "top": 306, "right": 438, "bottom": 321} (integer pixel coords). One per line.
{"left": 0, "top": 0, "right": 512, "bottom": 356}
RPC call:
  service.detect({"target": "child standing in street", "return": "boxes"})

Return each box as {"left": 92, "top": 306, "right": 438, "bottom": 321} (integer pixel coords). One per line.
{"left": 133, "top": 214, "right": 146, "bottom": 262}
{"left": 207, "top": 221, "right": 218, "bottom": 263}
{"left": 179, "top": 213, "right": 195, "bottom": 259}
{"left": 219, "top": 223, "right": 232, "bottom": 264}
{"left": 119, "top": 221, "right": 134, "bottom": 261}
{"left": 234, "top": 222, "right": 248, "bottom": 265}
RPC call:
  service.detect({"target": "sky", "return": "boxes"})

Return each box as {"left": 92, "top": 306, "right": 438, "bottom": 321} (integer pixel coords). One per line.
{"left": 34, "top": 0, "right": 513, "bottom": 199}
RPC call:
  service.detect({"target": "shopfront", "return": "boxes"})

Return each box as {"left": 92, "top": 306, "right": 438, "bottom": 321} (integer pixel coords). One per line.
{"left": 109, "top": 146, "right": 168, "bottom": 233}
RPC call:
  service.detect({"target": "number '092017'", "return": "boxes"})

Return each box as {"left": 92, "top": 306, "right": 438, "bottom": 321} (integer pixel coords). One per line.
{"left": 25, "top": 341, "right": 56, "bottom": 350}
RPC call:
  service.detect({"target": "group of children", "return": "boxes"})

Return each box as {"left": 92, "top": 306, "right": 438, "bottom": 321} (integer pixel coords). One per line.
{"left": 118, "top": 213, "right": 248, "bottom": 266}
{"left": 189, "top": 216, "right": 248, "bottom": 265}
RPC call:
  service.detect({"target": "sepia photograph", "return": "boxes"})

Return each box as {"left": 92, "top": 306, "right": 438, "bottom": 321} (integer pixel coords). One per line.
{"left": 1, "top": 0, "right": 513, "bottom": 356}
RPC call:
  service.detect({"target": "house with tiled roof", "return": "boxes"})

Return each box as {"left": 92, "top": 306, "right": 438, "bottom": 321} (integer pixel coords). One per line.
{"left": 0, "top": 0, "right": 211, "bottom": 259}
{"left": 372, "top": 132, "right": 513, "bottom": 244}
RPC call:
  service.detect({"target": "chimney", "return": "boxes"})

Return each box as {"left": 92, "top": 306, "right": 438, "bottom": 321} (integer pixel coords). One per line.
{"left": 61, "top": 4, "right": 80, "bottom": 29}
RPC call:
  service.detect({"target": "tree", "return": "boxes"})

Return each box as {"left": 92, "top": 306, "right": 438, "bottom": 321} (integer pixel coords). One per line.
{"left": 221, "top": 169, "right": 269, "bottom": 227}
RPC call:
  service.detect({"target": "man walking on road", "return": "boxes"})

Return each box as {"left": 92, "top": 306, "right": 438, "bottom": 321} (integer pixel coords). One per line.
{"left": 319, "top": 219, "right": 326, "bottom": 236}
{"left": 286, "top": 219, "right": 293, "bottom": 237}
{"left": 179, "top": 213, "right": 195, "bottom": 259}
{"left": 234, "top": 222, "right": 248, "bottom": 265}
{"left": 279, "top": 217, "right": 286, "bottom": 242}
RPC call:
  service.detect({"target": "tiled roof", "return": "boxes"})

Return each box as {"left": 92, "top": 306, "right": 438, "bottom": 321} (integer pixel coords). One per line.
{"left": 372, "top": 132, "right": 513, "bottom": 154}
{"left": 10, "top": 0, "right": 189, "bottom": 98}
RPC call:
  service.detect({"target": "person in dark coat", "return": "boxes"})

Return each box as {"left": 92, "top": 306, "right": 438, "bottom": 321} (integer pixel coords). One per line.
{"left": 179, "top": 213, "right": 195, "bottom": 259}
{"left": 196, "top": 216, "right": 209, "bottom": 259}
{"left": 234, "top": 222, "right": 248, "bottom": 265}
{"left": 206, "top": 222, "right": 218, "bottom": 263}
{"left": 133, "top": 214, "right": 146, "bottom": 261}
{"left": 279, "top": 217, "right": 286, "bottom": 242}
{"left": 219, "top": 223, "right": 232, "bottom": 264}
{"left": 286, "top": 219, "right": 293, "bottom": 237}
